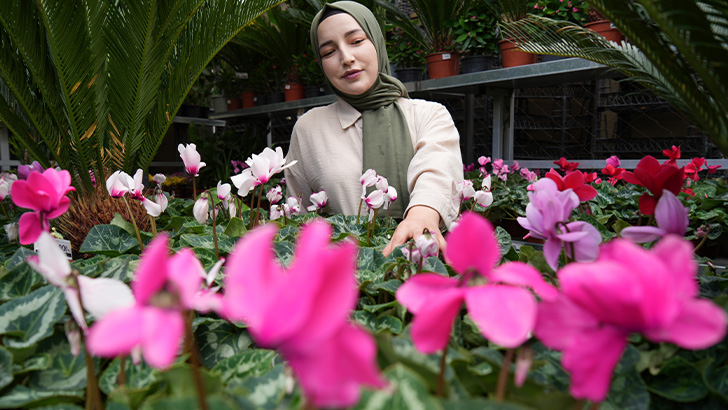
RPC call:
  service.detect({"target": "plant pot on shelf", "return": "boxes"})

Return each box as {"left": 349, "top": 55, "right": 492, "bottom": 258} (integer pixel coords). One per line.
{"left": 268, "top": 92, "right": 285, "bottom": 104}
{"left": 304, "top": 85, "right": 321, "bottom": 98}
{"left": 241, "top": 90, "right": 256, "bottom": 108}
{"left": 584, "top": 20, "right": 624, "bottom": 43}
{"left": 321, "top": 84, "right": 333, "bottom": 95}
{"left": 226, "top": 97, "right": 242, "bottom": 111}
{"left": 460, "top": 55, "right": 493, "bottom": 74}
{"left": 395, "top": 67, "right": 424, "bottom": 83}
{"left": 499, "top": 39, "right": 537, "bottom": 68}
{"left": 426, "top": 52, "right": 460, "bottom": 79}
{"left": 539, "top": 54, "right": 569, "bottom": 63}
{"left": 284, "top": 83, "right": 306, "bottom": 102}
{"left": 212, "top": 95, "right": 227, "bottom": 113}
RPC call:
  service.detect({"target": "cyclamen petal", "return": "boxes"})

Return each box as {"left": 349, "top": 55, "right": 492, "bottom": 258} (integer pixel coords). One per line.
{"left": 465, "top": 285, "right": 537, "bottom": 348}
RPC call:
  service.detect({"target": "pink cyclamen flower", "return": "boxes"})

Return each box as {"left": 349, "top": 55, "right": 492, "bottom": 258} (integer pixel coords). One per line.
{"left": 517, "top": 178, "right": 600, "bottom": 270}
{"left": 87, "top": 234, "right": 205, "bottom": 368}
{"left": 128, "top": 169, "right": 145, "bottom": 200}
{"left": 11, "top": 168, "right": 75, "bottom": 244}
{"left": 178, "top": 143, "right": 206, "bottom": 176}
{"left": 245, "top": 147, "right": 297, "bottom": 185}
{"left": 544, "top": 169, "right": 598, "bottom": 202}
{"left": 27, "top": 232, "right": 134, "bottom": 330}
{"left": 106, "top": 170, "right": 134, "bottom": 198}
{"left": 307, "top": 190, "right": 328, "bottom": 212}
{"left": 536, "top": 237, "right": 727, "bottom": 401}
{"left": 397, "top": 212, "right": 558, "bottom": 353}
{"left": 606, "top": 155, "right": 620, "bottom": 168}
{"left": 222, "top": 221, "right": 386, "bottom": 407}
{"left": 520, "top": 168, "right": 538, "bottom": 182}
{"left": 620, "top": 190, "right": 688, "bottom": 243}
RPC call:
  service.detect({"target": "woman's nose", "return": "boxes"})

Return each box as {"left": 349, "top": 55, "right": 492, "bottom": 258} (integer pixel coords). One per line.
{"left": 340, "top": 47, "right": 355, "bottom": 65}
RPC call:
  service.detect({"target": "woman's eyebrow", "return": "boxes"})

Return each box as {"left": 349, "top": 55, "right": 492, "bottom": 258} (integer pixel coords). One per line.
{"left": 318, "top": 29, "right": 365, "bottom": 50}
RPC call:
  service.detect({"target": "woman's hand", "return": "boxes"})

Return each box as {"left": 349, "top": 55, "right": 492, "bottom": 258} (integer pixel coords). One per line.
{"left": 382, "top": 205, "right": 446, "bottom": 257}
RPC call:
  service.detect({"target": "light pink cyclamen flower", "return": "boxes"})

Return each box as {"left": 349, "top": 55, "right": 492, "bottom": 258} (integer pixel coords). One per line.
{"left": 383, "top": 186, "right": 397, "bottom": 211}
{"left": 520, "top": 168, "right": 538, "bottom": 182}
{"left": 517, "top": 178, "right": 601, "bottom": 270}
{"left": 0, "top": 172, "right": 18, "bottom": 200}
{"left": 128, "top": 169, "right": 145, "bottom": 200}
{"left": 11, "top": 168, "right": 75, "bottom": 244}
{"left": 397, "top": 212, "right": 558, "bottom": 353}
{"left": 454, "top": 180, "right": 476, "bottom": 206}
{"left": 193, "top": 197, "right": 209, "bottom": 224}
{"left": 222, "top": 221, "right": 386, "bottom": 407}
{"left": 87, "top": 234, "right": 207, "bottom": 368}
{"left": 106, "top": 170, "right": 134, "bottom": 198}
{"left": 307, "top": 190, "right": 328, "bottom": 212}
{"left": 620, "top": 190, "right": 688, "bottom": 243}
{"left": 154, "top": 192, "right": 168, "bottom": 214}
{"left": 178, "top": 143, "right": 206, "bottom": 176}
{"left": 360, "top": 169, "right": 378, "bottom": 198}
{"left": 246, "top": 147, "right": 297, "bottom": 185}
{"left": 141, "top": 197, "right": 162, "bottom": 217}
{"left": 27, "top": 232, "right": 134, "bottom": 331}
{"left": 267, "top": 185, "right": 283, "bottom": 204}
{"left": 536, "top": 236, "right": 727, "bottom": 401}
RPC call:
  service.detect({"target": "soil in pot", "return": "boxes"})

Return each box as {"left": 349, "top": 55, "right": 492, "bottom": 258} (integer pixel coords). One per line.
{"left": 395, "top": 67, "right": 424, "bottom": 83}
{"left": 460, "top": 55, "right": 493, "bottom": 74}
{"left": 426, "top": 52, "right": 460, "bottom": 79}
{"left": 499, "top": 39, "right": 537, "bottom": 68}
{"left": 584, "top": 20, "right": 624, "bottom": 43}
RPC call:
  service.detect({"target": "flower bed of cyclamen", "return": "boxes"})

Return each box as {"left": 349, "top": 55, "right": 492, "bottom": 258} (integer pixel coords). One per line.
{"left": 0, "top": 145, "right": 726, "bottom": 409}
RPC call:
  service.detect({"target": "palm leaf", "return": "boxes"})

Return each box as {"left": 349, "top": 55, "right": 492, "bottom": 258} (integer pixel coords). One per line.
{"left": 501, "top": 7, "right": 728, "bottom": 156}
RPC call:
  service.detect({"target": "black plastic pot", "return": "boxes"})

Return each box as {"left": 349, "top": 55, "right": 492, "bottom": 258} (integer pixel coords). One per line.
{"left": 395, "top": 67, "right": 424, "bottom": 83}
{"left": 460, "top": 55, "right": 493, "bottom": 74}
{"left": 267, "top": 92, "right": 285, "bottom": 104}
{"left": 305, "top": 85, "right": 321, "bottom": 98}
{"left": 539, "top": 54, "right": 569, "bottom": 62}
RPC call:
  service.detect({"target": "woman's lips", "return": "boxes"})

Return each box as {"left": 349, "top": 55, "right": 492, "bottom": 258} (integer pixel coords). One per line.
{"left": 342, "top": 70, "right": 362, "bottom": 79}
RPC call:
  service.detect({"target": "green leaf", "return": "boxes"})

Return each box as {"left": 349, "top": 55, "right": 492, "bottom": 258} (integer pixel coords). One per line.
{"left": 5, "top": 247, "right": 36, "bottom": 269}
{"left": 647, "top": 356, "right": 708, "bottom": 402}
{"left": 29, "top": 334, "right": 95, "bottom": 391}
{"left": 353, "top": 363, "right": 442, "bottom": 410}
{"left": 225, "top": 363, "right": 287, "bottom": 410}
{"left": 0, "top": 385, "right": 83, "bottom": 409}
{"left": 0, "top": 259, "right": 44, "bottom": 301}
{"left": 422, "top": 257, "right": 448, "bottom": 276}
{"left": 353, "top": 310, "right": 378, "bottom": 331}
{"left": 223, "top": 217, "right": 247, "bottom": 238}
{"left": 99, "top": 357, "right": 159, "bottom": 395}
{"left": 602, "top": 345, "right": 650, "bottom": 410}
{"left": 0, "top": 346, "right": 13, "bottom": 389}
{"left": 212, "top": 349, "right": 278, "bottom": 384}
{"left": 377, "top": 315, "right": 403, "bottom": 334}
{"left": 12, "top": 354, "right": 51, "bottom": 375}
{"left": 79, "top": 225, "right": 139, "bottom": 256}
{"left": 157, "top": 364, "right": 224, "bottom": 398}
{"left": 327, "top": 214, "right": 367, "bottom": 238}
{"left": 358, "top": 247, "right": 387, "bottom": 272}
{"left": 110, "top": 213, "right": 139, "bottom": 237}
{"left": 0, "top": 285, "right": 66, "bottom": 348}
{"left": 139, "top": 396, "right": 235, "bottom": 410}
{"left": 195, "top": 319, "right": 252, "bottom": 369}
{"left": 371, "top": 280, "right": 402, "bottom": 296}
{"left": 179, "top": 234, "right": 236, "bottom": 255}
{"left": 273, "top": 241, "right": 295, "bottom": 266}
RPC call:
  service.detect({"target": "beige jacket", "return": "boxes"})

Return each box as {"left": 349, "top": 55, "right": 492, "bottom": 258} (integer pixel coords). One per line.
{"left": 284, "top": 97, "right": 463, "bottom": 228}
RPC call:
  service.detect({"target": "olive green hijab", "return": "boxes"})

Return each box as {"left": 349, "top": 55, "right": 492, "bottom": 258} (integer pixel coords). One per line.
{"left": 310, "top": 1, "right": 413, "bottom": 217}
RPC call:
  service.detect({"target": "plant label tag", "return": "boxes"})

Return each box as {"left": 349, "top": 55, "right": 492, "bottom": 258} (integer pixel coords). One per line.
{"left": 34, "top": 238, "right": 73, "bottom": 260}
{"left": 285, "top": 84, "right": 291, "bottom": 90}
{"left": 442, "top": 53, "right": 451, "bottom": 60}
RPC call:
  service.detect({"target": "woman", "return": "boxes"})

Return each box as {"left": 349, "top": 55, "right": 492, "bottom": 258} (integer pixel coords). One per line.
{"left": 285, "top": 1, "right": 463, "bottom": 255}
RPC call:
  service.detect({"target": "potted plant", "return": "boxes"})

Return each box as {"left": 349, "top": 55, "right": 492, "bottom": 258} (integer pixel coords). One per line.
{"left": 449, "top": 5, "right": 500, "bottom": 73}
{"left": 293, "top": 52, "right": 325, "bottom": 98}
{"left": 487, "top": 0, "right": 538, "bottom": 67}
{"left": 403, "top": 0, "right": 468, "bottom": 79}
{"left": 529, "top": 0, "right": 589, "bottom": 61}
{"left": 386, "top": 25, "right": 426, "bottom": 83}
{"left": 584, "top": 5, "right": 624, "bottom": 43}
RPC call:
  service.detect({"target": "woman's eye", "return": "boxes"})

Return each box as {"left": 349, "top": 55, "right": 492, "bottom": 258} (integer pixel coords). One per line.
{"left": 321, "top": 50, "right": 334, "bottom": 57}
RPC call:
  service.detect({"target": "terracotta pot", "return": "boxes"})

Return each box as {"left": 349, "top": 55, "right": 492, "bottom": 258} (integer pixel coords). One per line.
{"left": 226, "top": 97, "right": 242, "bottom": 111}
{"left": 241, "top": 90, "right": 256, "bottom": 108}
{"left": 425, "top": 51, "right": 460, "bottom": 79}
{"left": 284, "top": 83, "right": 306, "bottom": 102}
{"left": 584, "top": 20, "right": 624, "bottom": 43}
{"left": 499, "top": 39, "right": 536, "bottom": 68}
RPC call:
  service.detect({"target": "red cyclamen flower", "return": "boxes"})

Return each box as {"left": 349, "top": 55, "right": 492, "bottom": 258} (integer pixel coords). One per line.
{"left": 553, "top": 157, "right": 579, "bottom": 172}
{"left": 544, "top": 169, "right": 598, "bottom": 202}
{"left": 622, "top": 156, "right": 683, "bottom": 215}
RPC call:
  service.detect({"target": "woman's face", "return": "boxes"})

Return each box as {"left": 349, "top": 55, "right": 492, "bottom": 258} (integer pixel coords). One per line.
{"left": 317, "top": 13, "right": 378, "bottom": 96}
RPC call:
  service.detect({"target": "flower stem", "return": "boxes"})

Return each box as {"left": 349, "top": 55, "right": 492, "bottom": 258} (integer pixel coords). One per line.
{"left": 206, "top": 191, "right": 219, "bottom": 259}
{"left": 184, "top": 311, "right": 209, "bottom": 410}
{"left": 356, "top": 198, "right": 363, "bottom": 224}
{"left": 149, "top": 215, "right": 157, "bottom": 238}
{"left": 436, "top": 343, "right": 449, "bottom": 397}
{"left": 495, "top": 348, "right": 514, "bottom": 401}
{"left": 0, "top": 202, "right": 9, "bottom": 219}
{"left": 75, "top": 274, "right": 103, "bottom": 410}
{"left": 251, "top": 185, "right": 264, "bottom": 229}
{"left": 694, "top": 234, "right": 709, "bottom": 253}
{"left": 193, "top": 177, "right": 197, "bottom": 200}
{"left": 119, "top": 356, "right": 126, "bottom": 387}
{"left": 121, "top": 196, "right": 144, "bottom": 252}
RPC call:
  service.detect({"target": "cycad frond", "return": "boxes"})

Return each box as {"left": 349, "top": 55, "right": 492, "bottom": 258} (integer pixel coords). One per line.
{"left": 501, "top": 8, "right": 728, "bottom": 155}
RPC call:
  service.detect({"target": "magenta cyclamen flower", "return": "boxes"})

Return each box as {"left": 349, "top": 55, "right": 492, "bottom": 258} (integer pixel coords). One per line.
{"left": 397, "top": 213, "right": 558, "bottom": 353}
{"left": 222, "top": 221, "right": 386, "bottom": 407}
{"left": 621, "top": 190, "right": 688, "bottom": 243}
{"left": 11, "top": 168, "right": 75, "bottom": 244}
{"left": 517, "top": 179, "right": 601, "bottom": 270}
{"left": 87, "top": 235, "right": 207, "bottom": 368}
{"left": 536, "top": 237, "right": 727, "bottom": 401}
